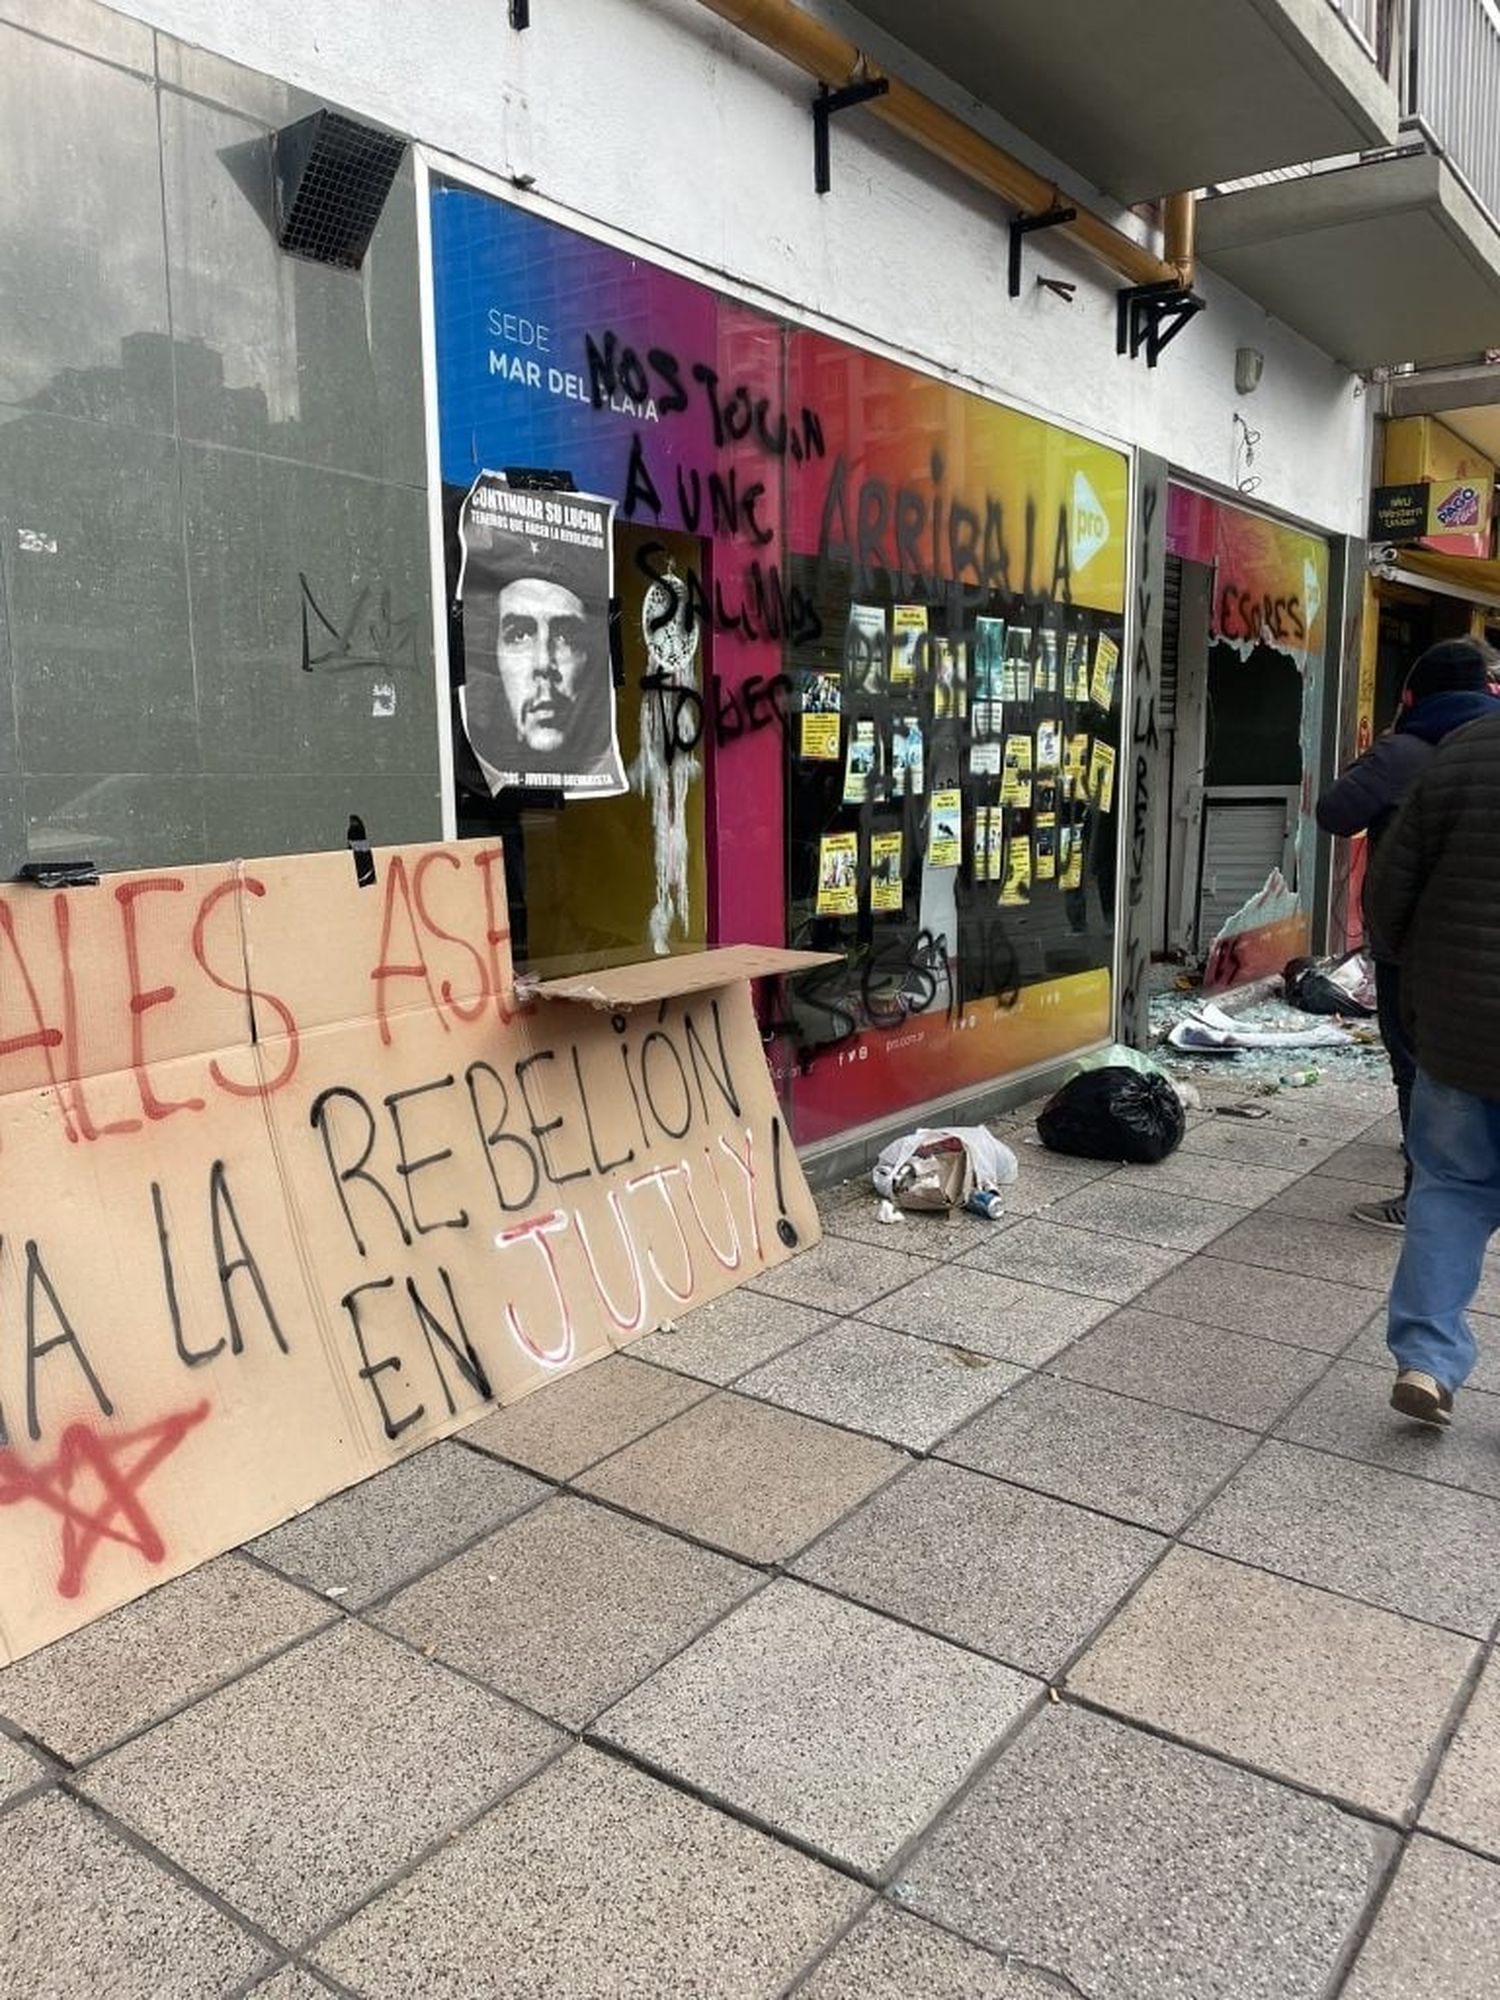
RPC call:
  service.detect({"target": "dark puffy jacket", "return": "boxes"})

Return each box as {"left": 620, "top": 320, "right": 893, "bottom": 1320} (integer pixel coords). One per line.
{"left": 1366, "top": 710, "right": 1500, "bottom": 1101}
{"left": 1316, "top": 690, "right": 1500, "bottom": 959}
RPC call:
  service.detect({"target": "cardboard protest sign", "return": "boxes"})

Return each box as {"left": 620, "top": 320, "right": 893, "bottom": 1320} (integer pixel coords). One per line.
{"left": 0, "top": 843, "right": 820, "bottom": 1666}
{"left": 457, "top": 473, "right": 626, "bottom": 798}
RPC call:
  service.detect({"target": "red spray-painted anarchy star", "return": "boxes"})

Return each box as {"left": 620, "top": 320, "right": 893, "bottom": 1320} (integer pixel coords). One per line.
{"left": 0, "top": 1402, "right": 211, "bottom": 1600}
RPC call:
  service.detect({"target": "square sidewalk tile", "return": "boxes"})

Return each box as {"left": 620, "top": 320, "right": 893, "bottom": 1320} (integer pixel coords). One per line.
{"left": 314, "top": 1747, "right": 860, "bottom": 1998}
{"left": 625, "top": 1292, "right": 830, "bottom": 1384}
{"left": 0, "top": 1731, "right": 48, "bottom": 1805}
{"left": 1266, "top": 1173, "right": 1395, "bottom": 1226}
{"left": 1177, "top": 1119, "right": 1343, "bottom": 1169}
{"left": 376, "top": 1495, "right": 758, "bottom": 1729}
{"left": 0, "top": 1791, "right": 271, "bottom": 1995}
{"left": 746, "top": 1236, "right": 945, "bottom": 1312}
{"left": 1315, "top": 1139, "right": 1412, "bottom": 1186}
{"left": 576, "top": 1392, "right": 903, "bottom": 1564}
{"left": 595, "top": 1579, "right": 1035, "bottom": 1878}
{"left": 865, "top": 1267, "right": 1114, "bottom": 1367}
{"left": 1046, "top": 1181, "right": 1240, "bottom": 1253}
{"left": 1119, "top": 1152, "right": 1301, "bottom": 1208}
{"left": 897, "top": 1703, "right": 1385, "bottom": 2000}
{"left": 1069, "top": 1547, "right": 1476, "bottom": 1818}
{"left": 796, "top": 1902, "right": 1061, "bottom": 1998}
{"left": 1346, "top": 1307, "right": 1500, "bottom": 1391}
{"left": 248, "top": 1442, "right": 548, "bottom": 1609}
{"left": 960, "top": 1219, "right": 1188, "bottom": 1304}
{"left": 461, "top": 1354, "right": 710, "bottom": 1480}
{"left": 1258, "top": 1083, "right": 1394, "bottom": 1135}
{"left": 1051, "top": 1307, "right": 1325, "bottom": 1430}
{"left": 940, "top": 1374, "right": 1257, "bottom": 1533}
{"left": 83, "top": 1620, "right": 561, "bottom": 1943}
{"left": 1279, "top": 1361, "right": 1500, "bottom": 1500}
{"left": 0, "top": 1555, "right": 330, "bottom": 1763}
{"left": 1422, "top": 1653, "right": 1500, "bottom": 1859}
{"left": 739, "top": 1321, "right": 1023, "bottom": 1451}
{"left": 1202, "top": 1213, "right": 1402, "bottom": 1292}
{"left": 1189, "top": 1441, "right": 1500, "bottom": 1636}
{"left": 793, "top": 1460, "right": 1162, "bottom": 1677}
{"left": 1137, "top": 1256, "right": 1380, "bottom": 1353}
{"left": 1343, "top": 1837, "right": 1500, "bottom": 2000}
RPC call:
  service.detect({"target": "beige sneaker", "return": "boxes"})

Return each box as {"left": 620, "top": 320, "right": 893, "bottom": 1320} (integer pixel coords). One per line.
{"left": 1391, "top": 1370, "right": 1453, "bottom": 1428}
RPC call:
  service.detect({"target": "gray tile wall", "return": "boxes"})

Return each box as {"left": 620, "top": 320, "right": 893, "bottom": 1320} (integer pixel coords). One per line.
{"left": 0, "top": 1, "right": 439, "bottom": 874}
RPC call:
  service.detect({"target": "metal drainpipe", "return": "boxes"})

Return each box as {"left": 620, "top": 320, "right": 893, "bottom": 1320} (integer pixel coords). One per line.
{"left": 691, "top": 0, "right": 1182, "bottom": 290}
{"left": 1163, "top": 189, "right": 1197, "bottom": 286}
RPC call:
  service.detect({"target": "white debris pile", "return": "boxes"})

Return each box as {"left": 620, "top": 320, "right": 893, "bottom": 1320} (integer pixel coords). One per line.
{"left": 1149, "top": 984, "right": 1390, "bottom": 1087}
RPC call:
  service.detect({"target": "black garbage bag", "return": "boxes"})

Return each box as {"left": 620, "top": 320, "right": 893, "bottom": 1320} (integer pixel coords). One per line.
{"left": 1037, "top": 1066, "right": 1185, "bottom": 1164}
{"left": 1283, "top": 956, "right": 1376, "bottom": 1018}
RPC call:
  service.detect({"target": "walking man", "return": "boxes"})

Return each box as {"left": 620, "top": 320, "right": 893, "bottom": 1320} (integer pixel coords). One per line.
{"left": 1366, "top": 699, "right": 1500, "bottom": 1426}
{"left": 1316, "top": 639, "right": 1499, "bottom": 1229}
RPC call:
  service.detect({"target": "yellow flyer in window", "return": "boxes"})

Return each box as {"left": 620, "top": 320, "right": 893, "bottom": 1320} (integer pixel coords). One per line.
{"left": 1066, "top": 631, "right": 1091, "bottom": 702}
{"left": 999, "top": 835, "right": 1032, "bottom": 906}
{"left": 1090, "top": 632, "right": 1120, "bottom": 711}
{"left": 1000, "top": 734, "right": 1033, "bottom": 807}
{"left": 927, "top": 789, "right": 962, "bottom": 868}
{"left": 871, "top": 830, "right": 904, "bottom": 912}
{"left": 1088, "top": 739, "right": 1117, "bottom": 814}
{"left": 1064, "top": 731, "right": 1090, "bottom": 799}
{"left": 816, "top": 832, "right": 859, "bottom": 915}
{"left": 800, "top": 672, "right": 842, "bottom": 760}
{"left": 1060, "top": 822, "right": 1084, "bottom": 890}
{"left": 891, "top": 604, "right": 928, "bottom": 687}
{"left": 801, "top": 714, "right": 840, "bottom": 760}
{"left": 972, "top": 806, "right": 994, "bottom": 882}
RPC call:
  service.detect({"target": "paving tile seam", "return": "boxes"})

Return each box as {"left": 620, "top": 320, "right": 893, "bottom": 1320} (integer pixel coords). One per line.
{"left": 855, "top": 1896, "right": 1099, "bottom": 2000}
{"left": 621, "top": 1305, "right": 847, "bottom": 1389}
{"left": 0, "top": 1774, "right": 57, "bottom": 1821}
{"left": 771, "top": 1887, "right": 881, "bottom": 1999}
{"left": 1053, "top": 1688, "right": 1434, "bottom": 1837}
{"left": 453, "top": 1360, "right": 719, "bottom": 1487}
{"left": 685, "top": 1347, "right": 1034, "bottom": 1457}
{"left": 1259, "top": 1425, "right": 1500, "bottom": 1516}
{"left": 366, "top": 1553, "right": 777, "bottom": 1739}
{"left": 1194, "top": 1241, "right": 1389, "bottom": 1290}
{"left": 778, "top": 1561, "right": 1065, "bottom": 1687}
{"left": 1049, "top": 1293, "right": 1382, "bottom": 1372}
{"left": 6, "top": 1596, "right": 344, "bottom": 1775}
{"left": 1400, "top": 1641, "right": 1496, "bottom": 1846}
{"left": 576, "top": 1729, "right": 889, "bottom": 1889}
{"left": 287, "top": 1730, "right": 581, "bottom": 1961}
{"left": 53, "top": 1779, "right": 291, "bottom": 1967}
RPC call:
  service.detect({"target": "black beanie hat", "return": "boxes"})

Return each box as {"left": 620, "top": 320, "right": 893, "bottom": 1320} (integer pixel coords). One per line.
{"left": 1402, "top": 637, "right": 1499, "bottom": 704}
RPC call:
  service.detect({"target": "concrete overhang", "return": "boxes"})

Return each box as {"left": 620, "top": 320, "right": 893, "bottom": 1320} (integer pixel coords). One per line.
{"left": 847, "top": 0, "right": 1401, "bottom": 202}
{"left": 1196, "top": 153, "right": 1500, "bottom": 371}
{"left": 1386, "top": 367, "right": 1500, "bottom": 459}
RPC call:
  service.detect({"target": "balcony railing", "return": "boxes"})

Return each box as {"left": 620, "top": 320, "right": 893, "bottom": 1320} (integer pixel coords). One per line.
{"left": 1406, "top": 0, "right": 1500, "bottom": 229}
{"left": 1218, "top": 3, "right": 1500, "bottom": 232}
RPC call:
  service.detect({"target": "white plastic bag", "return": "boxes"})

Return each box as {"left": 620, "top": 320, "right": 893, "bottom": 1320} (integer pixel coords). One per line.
{"left": 872, "top": 1126, "right": 1019, "bottom": 1210}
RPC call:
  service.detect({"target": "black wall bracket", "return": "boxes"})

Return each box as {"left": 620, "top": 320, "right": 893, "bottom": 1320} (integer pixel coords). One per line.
{"left": 1116, "top": 280, "right": 1206, "bottom": 367}
{"left": 509, "top": 0, "right": 529, "bottom": 26}
{"left": 1007, "top": 205, "right": 1076, "bottom": 298}
{"left": 813, "top": 77, "right": 890, "bottom": 194}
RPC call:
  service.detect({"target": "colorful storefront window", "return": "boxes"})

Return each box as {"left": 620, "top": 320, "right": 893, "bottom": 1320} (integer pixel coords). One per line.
{"left": 430, "top": 176, "right": 1129, "bottom": 1142}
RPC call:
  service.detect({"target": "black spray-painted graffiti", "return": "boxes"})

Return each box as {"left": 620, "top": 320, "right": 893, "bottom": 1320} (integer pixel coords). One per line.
{"left": 299, "top": 575, "right": 420, "bottom": 677}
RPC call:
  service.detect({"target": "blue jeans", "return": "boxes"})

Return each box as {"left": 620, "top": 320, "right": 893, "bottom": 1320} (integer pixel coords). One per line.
{"left": 1387, "top": 1072, "right": 1500, "bottom": 1390}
